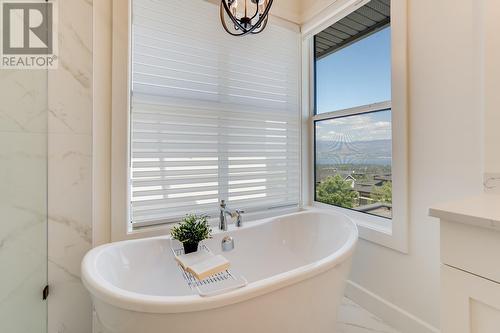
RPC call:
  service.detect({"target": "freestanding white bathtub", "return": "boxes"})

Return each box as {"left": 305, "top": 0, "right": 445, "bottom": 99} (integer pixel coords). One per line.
{"left": 82, "top": 210, "right": 358, "bottom": 333}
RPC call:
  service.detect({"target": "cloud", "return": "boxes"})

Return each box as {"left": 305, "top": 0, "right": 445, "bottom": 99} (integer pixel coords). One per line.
{"left": 316, "top": 113, "right": 391, "bottom": 142}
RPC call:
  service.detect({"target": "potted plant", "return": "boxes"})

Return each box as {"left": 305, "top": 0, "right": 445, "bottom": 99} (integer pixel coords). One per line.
{"left": 171, "top": 214, "right": 213, "bottom": 254}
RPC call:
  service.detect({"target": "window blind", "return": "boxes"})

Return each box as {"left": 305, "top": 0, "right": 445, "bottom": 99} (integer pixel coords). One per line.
{"left": 131, "top": 0, "right": 301, "bottom": 226}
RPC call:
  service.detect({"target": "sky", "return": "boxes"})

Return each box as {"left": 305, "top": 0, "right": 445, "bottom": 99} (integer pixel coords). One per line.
{"left": 316, "top": 26, "right": 392, "bottom": 114}
{"left": 316, "top": 110, "right": 392, "bottom": 142}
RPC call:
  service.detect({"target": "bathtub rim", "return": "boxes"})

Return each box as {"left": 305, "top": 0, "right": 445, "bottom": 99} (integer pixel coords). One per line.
{"left": 81, "top": 209, "right": 358, "bottom": 314}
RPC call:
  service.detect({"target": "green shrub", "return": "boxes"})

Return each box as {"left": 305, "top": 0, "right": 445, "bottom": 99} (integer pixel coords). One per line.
{"left": 316, "top": 175, "right": 359, "bottom": 208}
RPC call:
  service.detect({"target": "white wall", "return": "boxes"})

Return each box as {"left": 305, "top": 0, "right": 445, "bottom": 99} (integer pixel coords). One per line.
{"left": 348, "top": 0, "right": 484, "bottom": 330}
{"left": 483, "top": 0, "right": 500, "bottom": 174}
{"left": 48, "top": 0, "right": 94, "bottom": 332}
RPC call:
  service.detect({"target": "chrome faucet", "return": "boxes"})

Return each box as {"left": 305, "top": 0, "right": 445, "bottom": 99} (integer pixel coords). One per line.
{"left": 219, "top": 200, "right": 244, "bottom": 231}
{"left": 219, "top": 200, "right": 232, "bottom": 231}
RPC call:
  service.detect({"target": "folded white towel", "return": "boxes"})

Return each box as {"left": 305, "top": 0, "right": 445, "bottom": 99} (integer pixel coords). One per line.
{"left": 175, "top": 250, "right": 213, "bottom": 270}
{"left": 187, "top": 255, "right": 230, "bottom": 281}
{"left": 175, "top": 250, "right": 230, "bottom": 280}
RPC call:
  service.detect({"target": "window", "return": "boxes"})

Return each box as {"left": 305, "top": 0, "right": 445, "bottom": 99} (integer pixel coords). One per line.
{"left": 313, "top": 1, "right": 393, "bottom": 220}
{"left": 304, "top": 0, "right": 408, "bottom": 252}
{"left": 315, "top": 27, "right": 391, "bottom": 113}
{"left": 128, "top": 0, "right": 301, "bottom": 227}
{"left": 110, "top": 0, "right": 407, "bottom": 248}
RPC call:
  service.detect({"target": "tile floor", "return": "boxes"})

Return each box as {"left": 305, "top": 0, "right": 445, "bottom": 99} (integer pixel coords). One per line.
{"left": 337, "top": 297, "right": 400, "bottom": 333}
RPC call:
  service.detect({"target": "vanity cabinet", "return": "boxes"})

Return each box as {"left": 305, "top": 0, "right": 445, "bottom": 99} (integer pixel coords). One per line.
{"left": 430, "top": 194, "right": 500, "bottom": 333}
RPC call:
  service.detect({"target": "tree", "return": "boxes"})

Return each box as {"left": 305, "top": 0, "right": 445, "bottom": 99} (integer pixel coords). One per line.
{"left": 371, "top": 181, "right": 392, "bottom": 204}
{"left": 316, "top": 175, "right": 359, "bottom": 208}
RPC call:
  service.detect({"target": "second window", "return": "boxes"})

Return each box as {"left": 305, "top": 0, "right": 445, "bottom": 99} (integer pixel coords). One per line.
{"left": 313, "top": 0, "right": 393, "bottom": 219}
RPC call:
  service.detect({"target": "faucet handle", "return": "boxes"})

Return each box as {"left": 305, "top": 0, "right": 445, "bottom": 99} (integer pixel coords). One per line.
{"left": 220, "top": 199, "right": 226, "bottom": 208}
{"left": 235, "top": 210, "right": 245, "bottom": 227}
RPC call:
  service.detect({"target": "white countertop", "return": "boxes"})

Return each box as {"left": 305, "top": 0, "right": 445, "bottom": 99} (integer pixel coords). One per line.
{"left": 429, "top": 193, "right": 500, "bottom": 231}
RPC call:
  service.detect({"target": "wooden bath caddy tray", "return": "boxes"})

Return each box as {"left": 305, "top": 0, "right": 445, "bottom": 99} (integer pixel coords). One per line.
{"left": 171, "top": 243, "right": 248, "bottom": 297}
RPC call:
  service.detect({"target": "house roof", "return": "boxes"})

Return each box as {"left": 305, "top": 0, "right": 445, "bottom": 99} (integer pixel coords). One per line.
{"left": 353, "top": 180, "right": 385, "bottom": 194}
{"left": 374, "top": 174, "right": 392, "bottom": 182}
{"left": 314, "top": 0, "right": 390, "bottom": 59}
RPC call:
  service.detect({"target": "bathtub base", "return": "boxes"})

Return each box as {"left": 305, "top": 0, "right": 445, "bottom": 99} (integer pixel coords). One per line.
{"left": 94, "top": 260, "right": 351, "bottom": 333}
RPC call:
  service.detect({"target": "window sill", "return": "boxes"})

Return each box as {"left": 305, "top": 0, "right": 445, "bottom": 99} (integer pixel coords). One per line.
{"left": 113, "top": 206, "right": 301, "bottom": 242}
{"left": 312, "top": 201, "right": 408, "bottom": 253}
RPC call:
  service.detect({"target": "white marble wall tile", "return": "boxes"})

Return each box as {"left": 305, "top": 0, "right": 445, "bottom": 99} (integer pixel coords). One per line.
{"left": 47, "top": 0, "right": 93, "bottom": 331}
{"left": 0, "top": 71, "right": 48, "bottom": 133}
{"left": 48, "top": 258, "right": 92, "bottom": 333}
{"left": 0, "top": 130, "right": 47, "bottom": 333}
{"left": 48, "top": 134, "right": 92, "bottom": 241}
{"left": 48, "top": 0, "right": 92, "bottom": 135}
{"left": 0, "top": 263, "right": 47, "bottom": 333}
{"left": 48, "top": 132, "right": 92, "bottom": 333}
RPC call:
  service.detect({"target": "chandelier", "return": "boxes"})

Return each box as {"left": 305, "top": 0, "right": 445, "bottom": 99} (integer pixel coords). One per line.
{"left": 220, "top": 0, "right": 274, "bottom": 36}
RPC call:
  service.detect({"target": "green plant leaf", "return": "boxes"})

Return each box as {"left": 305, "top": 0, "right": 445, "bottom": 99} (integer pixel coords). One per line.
{"left": 170, "top": 214, "right": 213, "bottom": 244}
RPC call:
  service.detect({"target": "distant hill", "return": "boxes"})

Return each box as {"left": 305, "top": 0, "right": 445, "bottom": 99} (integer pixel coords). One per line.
{"left": 316, "top": 139, "right": 392, "bottom": 166}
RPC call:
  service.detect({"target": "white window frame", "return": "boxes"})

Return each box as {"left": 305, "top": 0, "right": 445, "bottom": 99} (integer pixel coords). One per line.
{"left": 110, "top": 0, "right": 303, "bottom": 241}
{"left": 301, "top": 0, "right": 409, "bottom": 253}
{"left": 111, "top": 0, "right": 134, "bottom": 241}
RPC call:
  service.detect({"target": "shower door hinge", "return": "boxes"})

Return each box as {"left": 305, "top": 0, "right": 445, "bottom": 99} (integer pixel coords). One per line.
{"left": 42, "top": 285, "right": 49, "bottom": 300}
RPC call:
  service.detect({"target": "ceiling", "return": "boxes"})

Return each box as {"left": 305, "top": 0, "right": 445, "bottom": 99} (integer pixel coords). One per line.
{"left": 314, "top": 0, "right": 390, "bottom": 59}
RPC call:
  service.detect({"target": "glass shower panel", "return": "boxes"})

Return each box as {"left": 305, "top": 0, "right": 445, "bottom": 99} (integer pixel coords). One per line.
{"left": 0, "top": 69, "right": 48, "bottom": 331}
